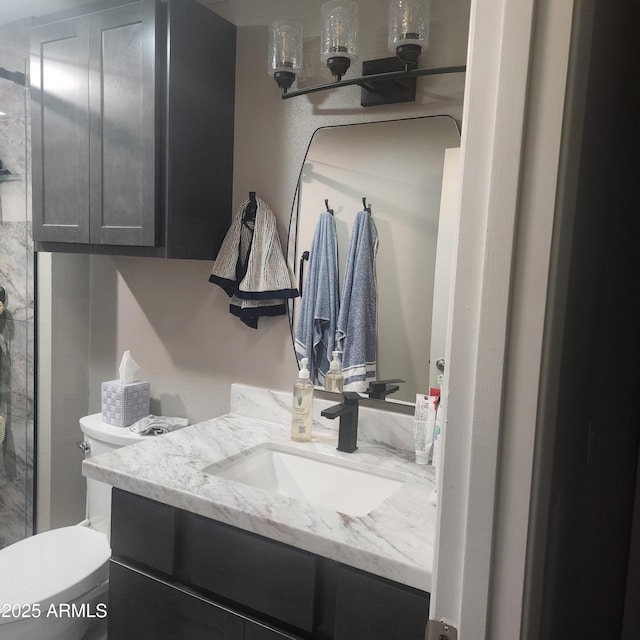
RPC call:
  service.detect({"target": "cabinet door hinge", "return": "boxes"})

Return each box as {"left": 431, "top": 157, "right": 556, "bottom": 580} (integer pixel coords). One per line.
{"left": 426, "top": 619, "right": 458, "bottom": 640}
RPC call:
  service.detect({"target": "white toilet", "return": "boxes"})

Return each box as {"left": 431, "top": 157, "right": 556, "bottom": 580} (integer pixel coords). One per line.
{"left": 0, "top": 414, "right": 144, "bottom": 640}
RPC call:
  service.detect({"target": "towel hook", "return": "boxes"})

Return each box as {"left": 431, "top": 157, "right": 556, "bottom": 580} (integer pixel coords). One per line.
{"left": 324, "top": 199, "right": 334, "bottom": 215}
{"left": 362, "top": 197, "right": 371, "bottom": 213}
{"left": 298, "top": 251, "right": 310, "bottom": 296}
{"left": 243, "top": 191, "right": 257, "bottom": 223}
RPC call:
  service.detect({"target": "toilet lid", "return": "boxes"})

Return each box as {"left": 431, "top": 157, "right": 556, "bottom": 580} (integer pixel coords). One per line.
{"left": 0, "top": 525, "right": 110, "bottom": 623}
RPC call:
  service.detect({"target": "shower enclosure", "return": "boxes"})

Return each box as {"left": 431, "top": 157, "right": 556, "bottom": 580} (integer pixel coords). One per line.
{"left": 0, "top": 50, "right": 34, "bottom": 549}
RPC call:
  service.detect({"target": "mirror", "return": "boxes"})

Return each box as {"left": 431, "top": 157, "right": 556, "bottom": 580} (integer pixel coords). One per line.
{"left": 288, "top": 116, "right": 461, "bottom": 404}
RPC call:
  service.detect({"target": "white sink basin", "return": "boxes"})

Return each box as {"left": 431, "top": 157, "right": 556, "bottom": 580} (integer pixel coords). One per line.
{"left": 205, "top": 446, "right": 405, "bottom": 517}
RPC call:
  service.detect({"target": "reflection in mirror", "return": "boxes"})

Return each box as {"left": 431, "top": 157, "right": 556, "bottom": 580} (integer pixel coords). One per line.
{"left": 288, "top": 116, "right": 461, "bottom": 404}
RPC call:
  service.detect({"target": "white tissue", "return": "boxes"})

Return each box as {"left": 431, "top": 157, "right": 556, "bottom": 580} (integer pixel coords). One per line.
{"left": 118, "top": 350, "right": 141, "bottom": 384}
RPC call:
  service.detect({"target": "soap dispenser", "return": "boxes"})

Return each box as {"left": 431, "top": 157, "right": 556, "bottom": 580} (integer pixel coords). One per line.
{"left": 292, "top": 358, "right": 314, "bottom": 442}
{"left": 324, "top": 351, "right": 344, "bottom": 393}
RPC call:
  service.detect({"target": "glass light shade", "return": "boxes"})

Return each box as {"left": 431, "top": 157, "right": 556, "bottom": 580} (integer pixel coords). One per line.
{"left": 321, "top": 1, "right": 359, "bottom": 65}
{"left": 268, "top": 21, "right": 303, "bottom": 76}
{"left": 388, "top": 0, "right": 430, "bottom": 52}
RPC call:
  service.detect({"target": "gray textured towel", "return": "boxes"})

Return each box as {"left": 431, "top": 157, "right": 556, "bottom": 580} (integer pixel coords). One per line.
{"left": 337, "top": 210, "right": 378, "bottom": 391}
{"left": 294, "top": 211, "right": 340, "bottom": 384}
{"left": 209, "top": 196, "right": 298, "bottom": 328}
{"left": 129, "top": 415, "right": 189, "bottom": 436}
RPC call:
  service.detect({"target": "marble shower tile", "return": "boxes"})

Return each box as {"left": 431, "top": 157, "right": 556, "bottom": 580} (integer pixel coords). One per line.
{"left": 0, "top": 220, "right": 30, "bottom": 320}
{"left": 0, "top": 81, "right": 27, "bottom": 122}
{"left": 0, "top": 414, "right": 33, "bottom": 549}
{"left": 0, "top": 115, "right": 28, "bottom": 225}
{"left": 0, "top": 317, "right": 30, "bottom": 419}
{"left": 0, "top": 70, "right": 33, "bottom": 550}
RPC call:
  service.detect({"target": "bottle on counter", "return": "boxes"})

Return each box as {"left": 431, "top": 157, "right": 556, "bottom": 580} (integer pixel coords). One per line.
{"left": 292, "top": 358, "right": 314, "bottom": 442}
{"left": 413, "top": 388, "right": 439, "bottom": 465}
{"left": 324, "top": 351, "right": 344, "bottom": 393}
{"left": 431, "top": 391, "right": 445, "bottom": 506}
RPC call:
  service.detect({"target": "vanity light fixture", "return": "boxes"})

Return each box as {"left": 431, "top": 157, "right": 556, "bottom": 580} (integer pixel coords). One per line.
{"left": 268, "top": 20, "right": 304, "bottom": 91}
{"left": 388, "top": 0, "right": 429, "bottom": 65}
{"left": 321, "top": 1, "right": 359, "bottom": 81}
{"left": 268, "top": 0, "right": 465, "bottom": 107}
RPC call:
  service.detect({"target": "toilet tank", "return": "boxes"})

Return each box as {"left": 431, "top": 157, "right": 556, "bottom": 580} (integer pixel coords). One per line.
{"left": 79, "top": 414, "right": 145, "bottom": 538}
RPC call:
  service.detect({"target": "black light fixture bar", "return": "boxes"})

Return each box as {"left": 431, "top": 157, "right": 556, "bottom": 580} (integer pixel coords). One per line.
{"left": 281, "top": 63, "right": 466, "bottom": 101}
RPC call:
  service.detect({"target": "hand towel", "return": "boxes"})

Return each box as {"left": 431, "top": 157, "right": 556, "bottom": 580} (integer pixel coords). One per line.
{"left": 129, "top": 415, "right": 189, "bottom": 436}
{"left": 294, "top": 210, "right": 340, "bottom": 384}
{"left": 337, "top": 210, "right": 378, "bottom": 391}
{"left": 209, "top": 195, "right": 298, "bottom": 328}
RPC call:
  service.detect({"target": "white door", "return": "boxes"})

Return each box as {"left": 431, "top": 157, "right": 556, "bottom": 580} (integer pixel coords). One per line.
{"left": 430, "top": 0, "right": 577, "bottom": 637}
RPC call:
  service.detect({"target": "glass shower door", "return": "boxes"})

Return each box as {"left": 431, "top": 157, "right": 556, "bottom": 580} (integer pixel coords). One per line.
{"left": 0, "top": 50, "right": 34, "bottom": 549}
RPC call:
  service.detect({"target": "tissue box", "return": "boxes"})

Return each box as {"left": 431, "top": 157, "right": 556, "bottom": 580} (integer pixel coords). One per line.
{"left": 101, "top": 380, "right": 150, "bottom": 427}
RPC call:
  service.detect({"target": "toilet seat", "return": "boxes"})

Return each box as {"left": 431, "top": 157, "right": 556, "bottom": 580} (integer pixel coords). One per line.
{"left": 0, "top": 525, "right": 110, "bottom": 625}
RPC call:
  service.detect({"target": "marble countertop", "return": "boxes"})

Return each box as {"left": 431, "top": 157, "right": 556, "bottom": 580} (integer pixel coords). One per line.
{"left": 82, "top": 386, "right": 437, "bottom": 592}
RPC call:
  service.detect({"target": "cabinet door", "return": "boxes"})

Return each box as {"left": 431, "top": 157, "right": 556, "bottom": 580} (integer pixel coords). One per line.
{"left": 108, "top": 560, "right": 244, "bottom": 640}
{"left": 333, "top": 566, "right": 429, "bottom": 640}
{"left": 110, "top": 488, "right": 177, "bottom": 576}
{"left": 31, "top": 17, "right": 91, "bottom": 243}
{"left": 88, "top": 0, "right": 158, "bottom": 246}
{"left": 186, "top": 514, "right": 317, "bottom": 633}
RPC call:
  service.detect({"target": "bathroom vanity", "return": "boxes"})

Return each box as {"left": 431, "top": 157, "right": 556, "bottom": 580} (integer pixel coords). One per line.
{"left": 83, "top": 385, "right": 436, "bottom": 639}
{"left": 108, "top": 490, "right": 430, "bottom": 639}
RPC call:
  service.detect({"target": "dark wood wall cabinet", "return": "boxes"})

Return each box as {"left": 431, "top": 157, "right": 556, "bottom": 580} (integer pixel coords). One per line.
{"left": 30, "top": 0, "right": 235, "bottom": 260}
{"left": 109, "top": 488, "right": 430, "bottom": 640}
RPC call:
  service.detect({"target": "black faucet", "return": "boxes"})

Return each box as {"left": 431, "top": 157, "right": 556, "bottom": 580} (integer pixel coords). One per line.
{"left": 321, "top": 392, "right": 361, "bottom": 453}
{"left": 365, "top": 378, "right": 405, "bottom": 400}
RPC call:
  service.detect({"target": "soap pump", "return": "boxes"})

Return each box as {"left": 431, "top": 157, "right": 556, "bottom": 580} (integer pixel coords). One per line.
{"left": 291, "top": 358, "right": 314, "bottom": 442}
{"left": 324, "top": 351, "right": 344, "bottom": 393}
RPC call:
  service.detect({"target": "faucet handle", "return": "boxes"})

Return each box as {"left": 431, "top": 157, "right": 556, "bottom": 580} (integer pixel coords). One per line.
{"left": 320, "top": 392, "right": 360, "bottom": 418}
{"left": 342, "top": 391, "right": 361, "bottom": 404}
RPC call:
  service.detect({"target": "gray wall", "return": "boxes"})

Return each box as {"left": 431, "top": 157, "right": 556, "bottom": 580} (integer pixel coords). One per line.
{"left": 38, "top": 253, "right": 92, "bottom": 530}
{"left": 40, "top": 0, "right": 470, "bottom": 528}
{"left": 86, "top": 0, "right": 469, "bottom": 420}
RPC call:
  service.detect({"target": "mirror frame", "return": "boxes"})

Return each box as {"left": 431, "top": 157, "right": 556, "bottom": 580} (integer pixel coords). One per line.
{"left": 286, "top": 115, "right": 461, "bottom": 407}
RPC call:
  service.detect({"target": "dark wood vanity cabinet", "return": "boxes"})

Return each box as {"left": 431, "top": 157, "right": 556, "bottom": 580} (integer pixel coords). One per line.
{"left": 30, "top": 0, "right": 235, "bottom": 260}
{"left": 109, "top": 489, "right": 430, "bottom": 640}
{"left": 108, "top": 561, "right": 246, "bottom": 640}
